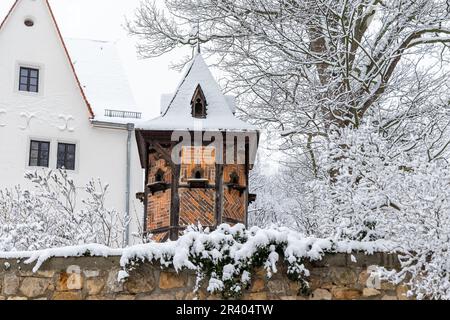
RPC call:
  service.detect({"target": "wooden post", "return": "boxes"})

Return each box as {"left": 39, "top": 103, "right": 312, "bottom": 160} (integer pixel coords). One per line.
{"left": 170, "top": 164, "right": 181, "bottom": 240}
{"left": 215, "top": 164, "right": 224, "bottom": 226}
{"left": 143, "top": 143, "right": 149, "bottom": 235}
{"left": 244, "top": 142, "right": 250, "bottom": 228}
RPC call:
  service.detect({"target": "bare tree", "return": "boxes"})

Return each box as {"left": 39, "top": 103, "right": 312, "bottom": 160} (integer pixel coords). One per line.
{"left": 127, "top": 1, "right": 450, "bottom": 161}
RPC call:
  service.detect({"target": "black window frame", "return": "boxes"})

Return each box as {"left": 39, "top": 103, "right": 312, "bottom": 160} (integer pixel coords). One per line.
{"left": 19, "top": 67, "right": 39, "bottom": 93}
{"left": 29, "top": 140, "right": 50, "bottom": 168}
{"left": 57, "top": 143, "right": 76, "bottom": 171}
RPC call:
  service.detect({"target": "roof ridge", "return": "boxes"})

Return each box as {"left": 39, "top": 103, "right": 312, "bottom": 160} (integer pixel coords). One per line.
{"left": 161, "top": 53, "right": 203, "bottom": 117}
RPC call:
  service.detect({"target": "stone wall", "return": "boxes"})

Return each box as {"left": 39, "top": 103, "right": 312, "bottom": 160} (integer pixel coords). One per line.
{"left": 0, "top": 253, "right": 410, "bottom": 300}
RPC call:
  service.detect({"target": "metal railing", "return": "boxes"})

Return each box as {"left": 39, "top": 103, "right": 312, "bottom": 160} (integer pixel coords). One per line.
{"left": 104, "top": 109, "right": 142, "bottom": 119}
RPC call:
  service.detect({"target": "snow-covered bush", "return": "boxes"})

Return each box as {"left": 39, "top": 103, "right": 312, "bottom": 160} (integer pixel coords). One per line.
{"left": 311, "top": 125, "right": 399, "bottom": 241}
{"left": 0, "top": 224, "right": 393, "bottom": 299}
{"left": 0, "top": 169, "right": 129, "bottom": 251}
{"left": 118, "top": 223, "right": 393, "bottom": 299}
{"left": 251, "top": 123, "right": 450, "bottom": 299}
{"left": 251, "top": 124, "right": 399, "bottom": 240}
{"left": 304, "top": 126, "right": 450, "bottom": 299}
{"left": 379, "top": 163, "right": 450, "bottom": 300}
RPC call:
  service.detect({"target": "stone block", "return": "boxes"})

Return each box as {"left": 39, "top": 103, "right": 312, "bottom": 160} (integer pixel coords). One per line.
{"left": 329, "top": 267, "right": 357, "bottom": 286}
{"left": 83, "top": 270, "right": 100, "bottom": 278}
{"left": 86, "top": 296, "right": 110, "bottom": 300}
{"left": 267, "top": 280, "right": 288, "bottom": 294}
{"left": 243, "top": 292, "right": 268, "bottom": 300}
{"left": 279, "top": 296, "right": 297, "bottom": 300}
{"left": 396, "top": 285, "right": 410, "bottom": 300}
{"left": 36, "top": 270, "right": 56, "bottom": 278}
{"left": 381, "top": 295, "right": 398, "bottom": 300}
{"left": 363, "top": 288, "right": 381, "bottom": 297}
{"left": 57, "top": 272, "right": 83, "bottom": 291}
{"left": 7, "top": 296, "right": 27, "bottom": 300}
{"left": 67, "top": 273, "right": 83, "bottom": 290}
{"left": 115, "top": 295, "right": 135, "bottom": 300}
{"left": 159, "top": 272, "right": 185, "bottom": 290}
{"left": 175, "top": 291, "right": 186, "bottom": 300}
{"left": 52, "top": 291, "right": 83, "bottom": 300}
{"left": 3, "top": 273, "right": 20, "bottom": 296}
{"left": 310, "top": 288, "right": 332, "bottom": 300}
{"left": 331, "top": 288, "right": 361, "bottom": 300}
{"left": 380, "top": 280, "right": 397, "bottom": 290}
{"left": 87, "top": 278, "right": 105, "bottom": 296}
{"left": 106, "top": 269, "right": 124, "bottom": 293}
{"left": 250, "top": 278, "right": 265, "bottom": 292}
{"left": 20, "top": 278, "right": 51, "bottom": 298}
{"left": 136, "top": 294, "right": 174, "bottom": 300}
{"left": 125, "top": 267, "right": 156, "bottom": 294}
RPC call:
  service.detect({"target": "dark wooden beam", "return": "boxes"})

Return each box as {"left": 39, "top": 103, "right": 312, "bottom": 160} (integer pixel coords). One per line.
{"left": 244, "top": 143, "right": 250, "bottom": 228}
{"left": 148, "top": 140, "right": 174, "bottom": 168}
{"left": 135, "top": 130, "right": 148, "bottom": 168}
{"left": 215, "top": 164, "right": 224, "bottom": 226}
{"left": 170, "top": 164, "right": 181, "bottom": 241}
{"left": 143, "top": 142, "right": 149, "bottom": 235}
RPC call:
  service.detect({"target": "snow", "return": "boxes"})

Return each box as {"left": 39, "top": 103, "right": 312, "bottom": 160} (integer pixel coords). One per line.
{"left": 222, "top": 264, "right": 236, "bottom": 281}
{"left": 207, "top": 277, "right": 225, "bottom": 293}
{"left": 0, "top": 224, "right": 395, "bottom": 274}
{"left": 0, "top": 221, "right": 398, "bottom": 297}
{"left": 0, "top": 244, "right": 122, "bottom": 273}
{"left": 64, "top": 38, "right": 141, "bottom": 124}
{"left": 136, "top": 53, "right": 258, "bottom": 132}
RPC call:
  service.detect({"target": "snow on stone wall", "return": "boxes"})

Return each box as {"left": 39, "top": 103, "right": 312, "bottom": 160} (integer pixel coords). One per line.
{"left": 0, "top": 252, "right": 409, "bottom": 300}
{"left": 0, "top": 225, "right": 411, "bottom": 300}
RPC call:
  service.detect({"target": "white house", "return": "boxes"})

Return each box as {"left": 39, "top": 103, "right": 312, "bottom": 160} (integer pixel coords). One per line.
{"left": 0, "top": 0, "right": 144, "bottom": 245}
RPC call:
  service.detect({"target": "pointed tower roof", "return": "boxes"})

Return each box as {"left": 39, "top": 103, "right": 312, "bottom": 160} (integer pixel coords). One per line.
{"left": 137, "top": 53, "right": 257, "bottom": 132}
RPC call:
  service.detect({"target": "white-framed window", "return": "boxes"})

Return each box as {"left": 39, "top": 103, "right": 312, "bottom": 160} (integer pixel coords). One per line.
{"left": 19, "top": 66, "right": 40, "bottom": 93}
{"left": 15, "top": 62, "right": 44, "bottom": 96}
{"left": 26, "top": 138, "right": 80, "bottom": 172}
{"left": 56, "top": 142, "right": 76, "bottom": 171}
{"left": 28, "top": 139, "right": 50, "bottom": 168}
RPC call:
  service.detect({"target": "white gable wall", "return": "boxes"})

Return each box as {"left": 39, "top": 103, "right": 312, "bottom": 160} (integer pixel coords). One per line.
{"left": 0, "top": 0, "right": 143, "bottom": 245}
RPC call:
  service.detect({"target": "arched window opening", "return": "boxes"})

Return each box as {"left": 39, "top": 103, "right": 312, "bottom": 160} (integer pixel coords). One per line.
{"left": 191, "top": 85, "right": 207, "bottom": 118}
{"left": 155, "top": 169, "right": 165, "bottom": 183}
{"left": 194, "top": 169, "right": 203, "bottom": 179}
{"left": 229, "top": 171, "right": 239, "bottom": 185}
{"left": 191, "top": 166, "right": 204, "bottom": 180}
{"left": 194, "top": 99, "right": 204, "bottom": 117}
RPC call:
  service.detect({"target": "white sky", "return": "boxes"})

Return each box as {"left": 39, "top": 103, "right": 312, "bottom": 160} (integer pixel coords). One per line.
{"left": 0, "top": 0, "right": 191, "bottom": 119}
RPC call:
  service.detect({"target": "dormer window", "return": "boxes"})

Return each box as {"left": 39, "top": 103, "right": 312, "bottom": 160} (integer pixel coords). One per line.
{"left": 191, "top": 85, "right": 207, "bottom": 118}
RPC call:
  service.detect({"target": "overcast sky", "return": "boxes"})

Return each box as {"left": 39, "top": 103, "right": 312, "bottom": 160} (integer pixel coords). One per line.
{"left": 0, "top": 0, "right": 191, "bottom": 119}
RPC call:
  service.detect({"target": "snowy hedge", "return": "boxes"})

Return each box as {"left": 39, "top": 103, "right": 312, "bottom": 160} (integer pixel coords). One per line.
{"left": 0, "top": 224, "right": 394, "bottom": 299}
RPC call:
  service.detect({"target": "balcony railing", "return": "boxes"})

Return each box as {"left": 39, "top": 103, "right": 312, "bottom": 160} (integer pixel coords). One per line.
{"left": 104, "top": 109, "right": 142, "bottom": 119}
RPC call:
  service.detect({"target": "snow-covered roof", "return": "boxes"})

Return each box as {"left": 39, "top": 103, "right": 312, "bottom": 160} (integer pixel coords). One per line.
{"left": 137, "top": 53, "right": 257, "bottom": 132}
{"left": 64, "top": 38, "right": 140, "bottom": 124}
